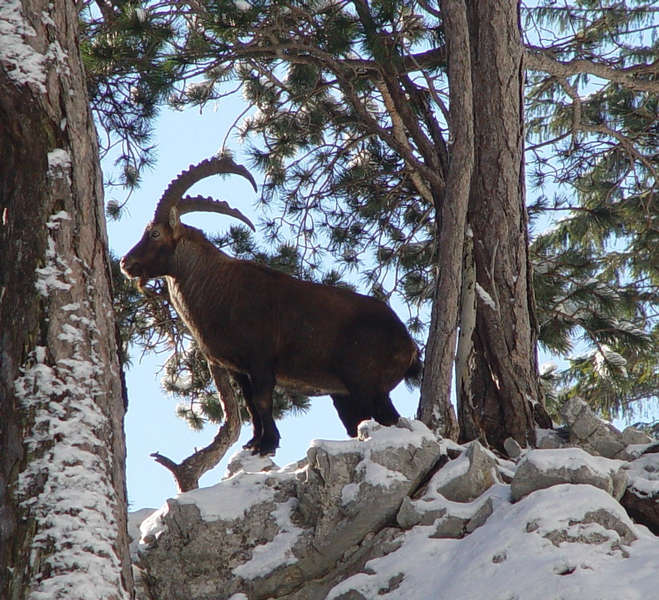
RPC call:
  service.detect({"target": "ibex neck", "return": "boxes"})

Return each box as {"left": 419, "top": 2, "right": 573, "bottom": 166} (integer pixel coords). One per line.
{"left": 167, "top": 237, "right": 232, "bottom": 330}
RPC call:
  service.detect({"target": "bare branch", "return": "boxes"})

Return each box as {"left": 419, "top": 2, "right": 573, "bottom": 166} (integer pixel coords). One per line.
{"left": 151, "top": 364, "right": 242, "bottom": 492}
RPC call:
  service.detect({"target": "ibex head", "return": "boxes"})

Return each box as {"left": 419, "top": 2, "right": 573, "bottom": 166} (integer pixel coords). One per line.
{"left": 120, "top": 155, "right": 257, "bottom": 287}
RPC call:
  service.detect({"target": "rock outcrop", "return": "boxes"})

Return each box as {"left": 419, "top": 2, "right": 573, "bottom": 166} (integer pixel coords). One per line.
{"left": 129, "top": 414, "right": 658, "bottom": 600}
{"left": 560, "top": 397, "right": 653, "bottom": 460}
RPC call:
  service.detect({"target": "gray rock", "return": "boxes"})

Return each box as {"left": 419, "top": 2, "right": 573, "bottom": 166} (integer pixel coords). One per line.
{"left": 432, "top": 440, "right": 498, "bottom": 502}
{"left": 511, "top": 448, "right": 628, "bottom": 502}
{"left": 395, "top": 439, "right": 501, "bottom": 539}
{"left": 535, "top": 427, "right": 568, "bottom": 449}
{"left": 560, "top": 397, "right": 626, "bottom": 458}
{"left": 504, "top": 437, "right": 523, "bottom": 459}
{"left": 622, "top": 426, "right": 653, "bottom": 446}
{"left": 396, "top": 494, "right": 495, "bottom": 539}
{"left": 465, "top": 497, "right": 495, "bottom": 533}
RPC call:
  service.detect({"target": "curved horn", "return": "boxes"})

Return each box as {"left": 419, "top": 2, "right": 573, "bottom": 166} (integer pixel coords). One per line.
{"left": 154, "top": 155, "right": 258, "bottom": 223}
{"left": 177, "top": 195, "right": 256, "bottom": 231}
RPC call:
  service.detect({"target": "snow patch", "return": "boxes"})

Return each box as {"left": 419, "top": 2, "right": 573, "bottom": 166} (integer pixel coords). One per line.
{"left": 539, "top": 361, "right": 557, "bottom": 376}
{"left": 15, "top": 323, "right": 127, "bottom": 597}
{"left": 35, "top": 211, "right": 74, "bottom": 296}
{"left": 626, "top": 454, "right": 659, "bottom": 497}
{"left": 47, "top": 149, "right": 72, "bottom": 181}
{"left": 176, "top": 471, "right": 280, "bottom": 522}
{"left": 523, "top": 447, "right": 627, "bottom": 475}
{"left": 327, "top": 485, "right": 655, "bottom": 600}
{"left": 234, "top": 498, "right": 303, "bottom": 578}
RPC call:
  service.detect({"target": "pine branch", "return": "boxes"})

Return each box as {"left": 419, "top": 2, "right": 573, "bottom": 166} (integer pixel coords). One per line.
{"left": 542, "top": 71, "right": 657, "bottom": 183}
{"left": 525, "top": 47, "right": 659, "bottom": 94}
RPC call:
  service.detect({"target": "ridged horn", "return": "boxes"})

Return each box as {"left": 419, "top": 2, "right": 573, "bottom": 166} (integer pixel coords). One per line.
{"left": 154, "top": 155, "right": 258, "bottom": 224}
{"left": 177, "top": 195, "right": 255, "bottom": 231}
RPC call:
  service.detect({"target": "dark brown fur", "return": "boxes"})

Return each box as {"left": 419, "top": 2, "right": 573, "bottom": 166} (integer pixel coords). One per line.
{"left": 121, "top": 197, "right": 420, "bottom": 456}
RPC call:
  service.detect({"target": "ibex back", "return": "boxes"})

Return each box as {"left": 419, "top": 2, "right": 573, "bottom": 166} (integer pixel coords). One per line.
{"left": 121, "top": 155, "right": 421, "bottom": 455}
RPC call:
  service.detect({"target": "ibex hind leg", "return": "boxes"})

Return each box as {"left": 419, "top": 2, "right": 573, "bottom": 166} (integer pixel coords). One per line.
{"left": 331, "top": 394, "right": 369, "bottom": 438}
{"left": 370, "top": 392, "right": 400, "bottom": 427}
{"left": 332, "top": 387, "right": 400, "bottom": 436}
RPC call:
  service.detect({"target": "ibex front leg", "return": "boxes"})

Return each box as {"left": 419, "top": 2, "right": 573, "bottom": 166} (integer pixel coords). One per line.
{"left": 243, "top": 366, "right": 279, "bottom": 456}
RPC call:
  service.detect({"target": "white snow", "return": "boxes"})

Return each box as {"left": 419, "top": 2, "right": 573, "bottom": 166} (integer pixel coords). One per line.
{"left": 34, "top": 212, "right": 75, "bottom": 296}
{"left": 129, "top": 422, "right": 658, "bottom": 600}
{"left": 313, "top": 419, "right": 434, "bottom": 506}
{"left": 47, "top": 149, "right": 72, "bottom": 180}
{"left": 593, "top": 344, "right": 628, "bottom": 378}
{"left": 311, "top": 417, "right": 435, "bottom": 456}
{"left": 626, "top": 454, "right": 659, "bottom": 497}
{"left": 540, "top": 360, "right": 558, "bottom": 376}
{"left": 233, "top": 498, "right": 303, "bottom": 578}
{"left": 138, "top": 455, "right": 303, "bottom": 549}
{"left": 522, "top": 447, "right": 627, "bottom": 476}
{"left": 326, "top": 484, "right": 657, "bottom": 600}
{"left": 178, "top": 471, "right": 280, "bottom": 520}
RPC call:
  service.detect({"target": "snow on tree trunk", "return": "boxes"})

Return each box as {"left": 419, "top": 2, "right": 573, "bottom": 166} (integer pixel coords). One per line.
{"left": 460, "top": 0, "right": 542, "bottom": 450}
{"left": 0, "top": 1, "right": 133, "bottom": 598}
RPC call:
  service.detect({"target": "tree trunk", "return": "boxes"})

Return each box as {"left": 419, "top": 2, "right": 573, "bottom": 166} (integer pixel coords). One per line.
{"left": 458, "top": 0, "right": 542, "bottom": 450}
{"left": 0, "top": 1, "right": 133, "bottom": 598}
{"left": 417, "top": 0, "right": 473, "bottom": 441}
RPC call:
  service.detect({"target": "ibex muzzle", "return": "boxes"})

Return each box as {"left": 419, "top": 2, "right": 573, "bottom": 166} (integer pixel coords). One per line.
{"left": 122, "top": 155, "right": 421, "bottom": 455}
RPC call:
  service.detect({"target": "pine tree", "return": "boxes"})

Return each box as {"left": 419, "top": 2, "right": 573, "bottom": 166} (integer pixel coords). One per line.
{"left": 84, "top": 1, "right": 657, "bottom": 452}
{"left": 524, "top": 1, "right": 658, "bottom": 420}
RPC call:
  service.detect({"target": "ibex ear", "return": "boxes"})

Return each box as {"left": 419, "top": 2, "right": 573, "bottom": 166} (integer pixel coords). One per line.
{"left": 169, "top": 207, "right": 181, "bottom": 229}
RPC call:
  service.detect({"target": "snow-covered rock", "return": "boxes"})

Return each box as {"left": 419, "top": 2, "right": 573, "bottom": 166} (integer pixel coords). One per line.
{"left": 326, "top": 485, "right": 654, "bottom": 600}
{"left": 132, "top": 420, "right": 441, "bottom": 600}
{"left": 427, "top": 440, "right": 499, "bottom": 502}
{"left": 620, "top": 450, "right": 659, "bottom": 535}
{"left": 130, "top": 419, "right": 659, "bottom": 600}
{"left": 511, "top": 448, "right": 628, "bottom": 502}
{"left": 536, "top": 426, "right": 569, "bottom": 449}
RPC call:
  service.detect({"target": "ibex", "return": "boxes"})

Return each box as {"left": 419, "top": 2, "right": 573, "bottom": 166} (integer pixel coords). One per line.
{"left": 121, "top": 155, "right": 422, "bottom": 455}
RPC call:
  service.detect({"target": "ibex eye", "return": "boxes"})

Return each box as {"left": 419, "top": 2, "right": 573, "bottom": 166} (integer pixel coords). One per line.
{"left": 150, "top": 230, "right": 160, "bottom": 239}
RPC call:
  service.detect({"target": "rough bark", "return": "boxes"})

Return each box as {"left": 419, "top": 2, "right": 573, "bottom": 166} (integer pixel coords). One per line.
{"left": 417, "top": 0, "right": 473, "bottom": 440}
{"left": 455, "top": 226, "right": 480, "bottom": 442}
{"left": 0, "top": 1, "right": 132, "bottom": 598}
{"left": 461, "top": 0, "right": 542, "bottom": 450}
